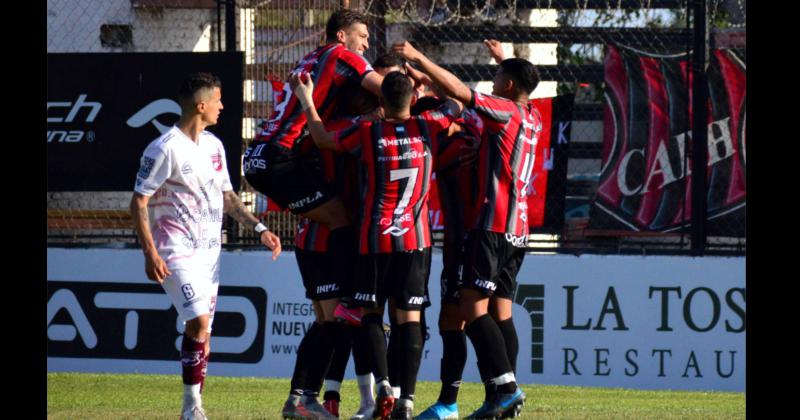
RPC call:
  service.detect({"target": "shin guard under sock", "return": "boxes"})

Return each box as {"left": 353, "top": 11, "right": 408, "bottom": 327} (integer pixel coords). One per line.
{"left": 437, "top": 330, "right": 467, "bottom": 404}
{"left": 290, "top": 321, "right": 322, "bottom": 393}
{"left": 394, "top": 321, "right": 423, "bottom": 400}
{"left": 465, "top": 314, "right": 516, "bottom": 394}
{"left": 359, "top": 313, "right": 389, "bottom": 383}
{"left": 181, "top": 335, "right": 206, "bottom": 385}
{"left": 304, "top": 321, "right": 341, "bottom": 394}
{"left": 496, "top": 318, "right": 519, "bottom": 374}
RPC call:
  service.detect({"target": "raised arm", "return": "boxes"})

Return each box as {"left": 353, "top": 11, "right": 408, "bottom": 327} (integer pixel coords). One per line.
{"left": 360, "top": 71, "right": 384, "bottom": 98}
{"left": 392, "top": 41, "right": 473, "bottom": 105}
{"left": 130, "top": 192, "right": 171, "bottom": 283}
{"left": 483, "top": 39, "right": 506, "bottom": 62}
{"left": 289, "top": 72, "right": 338, "bottom": 150}
{"left": 223, "top": 190, "right": 282, "bottom": 260}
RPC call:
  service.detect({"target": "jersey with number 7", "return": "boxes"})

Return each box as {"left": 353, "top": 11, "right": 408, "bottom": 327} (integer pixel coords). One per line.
{"left": 334, "top": 106, "right": 456, "bottom": 254}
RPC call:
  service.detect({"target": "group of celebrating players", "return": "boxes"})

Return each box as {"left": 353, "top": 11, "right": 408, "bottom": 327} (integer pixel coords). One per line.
{"left": 244, "top": 8, "right": 542, "bottom": 420}
{"left": 132, "top": 7, "right": 541, "bottom": 420}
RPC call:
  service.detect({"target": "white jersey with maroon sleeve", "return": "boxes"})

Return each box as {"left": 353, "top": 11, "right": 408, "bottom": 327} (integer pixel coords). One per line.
{"left": 134, "top": 126, "right": 233, "bottom": 270}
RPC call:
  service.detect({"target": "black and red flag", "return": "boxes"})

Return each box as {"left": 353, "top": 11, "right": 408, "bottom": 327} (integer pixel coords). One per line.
{"left": 589, "top": 44, "right": 746, "bottom": 236}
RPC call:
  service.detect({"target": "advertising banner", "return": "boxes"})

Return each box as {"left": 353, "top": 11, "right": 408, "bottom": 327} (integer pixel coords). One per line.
{"left": 48, "top": 248, "right": 744, "bottom": 391}
{"left": 47, "top": 52, "right": 244, "bottom": 191}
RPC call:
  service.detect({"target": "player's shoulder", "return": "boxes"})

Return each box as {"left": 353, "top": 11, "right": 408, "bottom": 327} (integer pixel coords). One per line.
{"left": 333, "top": 45, "right": 372, "bottom": 67}
{"left": 143, "top": 127, "right": 180, "bottom": 154}
{"left": 201, "top": 130, "right": 224, "bottom": 146}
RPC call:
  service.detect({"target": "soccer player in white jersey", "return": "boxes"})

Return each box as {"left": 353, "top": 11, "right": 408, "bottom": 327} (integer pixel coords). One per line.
{"left": 130, "top": 72, "right": 282, "bottom": 420}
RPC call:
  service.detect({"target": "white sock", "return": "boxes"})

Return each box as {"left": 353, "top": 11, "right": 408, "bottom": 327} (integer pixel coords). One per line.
{"left": 392, "top": 386, "right": 401, "bottom": 399}
{"left": 324, "top": 379, "right": 342, "bottom": 394}
{"left": 183, "top": 384, "right": 202, "bottom": 411}
{"left": 357, "top": 374, "right": 375, "bottom": 405}
{"left": 397, "top": 398, "right": 414, "bottom": 410}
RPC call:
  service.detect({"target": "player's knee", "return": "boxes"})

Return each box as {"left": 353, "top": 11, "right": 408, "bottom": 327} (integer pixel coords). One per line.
{"left": 185, "top": 314, "right": 210, "bottom": 340}
{"left": 395, "top": 309, "right": 421, "bottom": 324}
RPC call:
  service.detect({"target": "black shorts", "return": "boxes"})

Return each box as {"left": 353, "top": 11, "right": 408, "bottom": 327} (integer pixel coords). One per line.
{"left": 353, "top": 248, "right": 432, "bottom": 311}
{"left": 243, "top": 143, "right": 336, "bottom": 214}
{"left": 440, "top": 233, "right": 467, "bottom": 304}
{"left": 296, "top": 248, "right": 354, "bottom": 300}
{"left": 461, "top": 230, "right": 526, "bottom": 299}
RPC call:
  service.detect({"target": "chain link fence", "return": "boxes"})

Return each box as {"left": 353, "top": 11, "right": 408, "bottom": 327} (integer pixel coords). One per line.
{"left": 47, "top": 0, "right": 745, "bottom": 255}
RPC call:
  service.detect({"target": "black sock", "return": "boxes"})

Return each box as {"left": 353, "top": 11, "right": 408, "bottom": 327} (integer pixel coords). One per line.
{"left": 323, "top": 390, "right": 341, "bottom": 402}
{"left": 496, "top": 318, "right": 519, "bottom": 374}
{"left": 437, "top": 330, "right": 467, "bottom": 404}
{"left": 395, "top": 321, "right": 423, "bottom": 400}
{"left": 476, "top": 358, "right": 495, "bottom": 401}
{"left": 326, "top": 324, "right": 353, "bottom": 383}
{"left": 465, "top": 314, "right": 516, "bottom": 394}
{"left": 304, "top": 321, "right": 341, "bottom": 394}
{"left": 351, "top": 326, "right": 371, "bottom": 376}
{"left": 291, "top": 322, "right": 321, "bottom": 393}
{"left": 359, "top": 313, "right": 389, "bottom": 383}
{"left": 387, "top": 317, "right": 399, "bottom": 389}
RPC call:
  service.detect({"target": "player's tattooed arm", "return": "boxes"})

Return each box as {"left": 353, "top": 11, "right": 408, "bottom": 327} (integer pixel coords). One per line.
{"left": 391, "top": 40, "right": 472, "bottom": 105}
{"left": 223, "top": 190, "right": 260, "bottom": 227}
{"left": 130, "top": 192, "right": 171, "bottom": 283}
{"left": 223, "top": 191, "right": 282, "bottom": 260}
{"left": 289, "top": 72, "right": 338, "bottom": 150}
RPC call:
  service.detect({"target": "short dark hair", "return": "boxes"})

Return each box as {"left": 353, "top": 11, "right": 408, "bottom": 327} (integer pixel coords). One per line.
{"left": 373, "top": 53, "right": 406, "bottom": 71}
{"left": 499, "top": 58, "right": 539, "bottom": 95}
{"left": 380, "top": 71, "right": 414, "bottom": 111}
{"left": 178, "top": 72, "right": 221, "bottom": 106}
{"left": 326, "top": 9, "right": 367, "bottom": 42}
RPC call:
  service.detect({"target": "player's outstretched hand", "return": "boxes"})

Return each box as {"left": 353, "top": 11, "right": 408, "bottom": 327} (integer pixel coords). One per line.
{"left": 144, "top": 251, "right": 171, "bottom": 284}
{"left": 483, "top": 39, "right": 505, "bottom": 62}
{"left": 260, "top": 230, "right": 282, "bottom": 261}
{"left": 391, "top": 41, "right": 422, "bottom": 63}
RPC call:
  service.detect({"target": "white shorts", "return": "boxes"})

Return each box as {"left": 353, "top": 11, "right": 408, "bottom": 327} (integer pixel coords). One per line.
{"left": 162, "top": 265, "right": 220, "bottom": 332}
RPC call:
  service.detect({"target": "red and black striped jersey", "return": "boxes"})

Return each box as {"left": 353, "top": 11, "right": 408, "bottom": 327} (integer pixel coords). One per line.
{"left": 434, "top": 109, "right": 484, "bottom": 243}
{"left": 334, "top": 107, "right": 457, "bottom": 254}
{"left": 469, "top": 90, "right": 543, "bottom": 238}
{"left": 294, "top": 117, "right": 361, "bottom": 252}
{"left": 253, "top": 44, "right": 373, "bottom": 152}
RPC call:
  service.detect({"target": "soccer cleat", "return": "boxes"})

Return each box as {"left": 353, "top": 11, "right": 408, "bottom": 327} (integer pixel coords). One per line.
{"left": 282, "top": 397, "right": 313, "bottom": 420}
{"left": 323, "top": 399, "right": 340, "bottom": 418}
{"left": 180, "top": 406, "right": 208, "bottom": 420}
{"left": 283, "top": 396, "right": 336, "bottom": 420}
{"left": 374, "top": 383, "right": 396, "bottom": 420}
{"left": 464, "top": 387, "right": 525, "bottom": 419}
{"left": 333, "top": 303, "right": 362, "bottom": 327}
{"left": 388, "top": 405, "right": 413, "bottom": 420}
{"left": 415, "top": 401, "right": 459, "bottom": 419}
{"left": 300, "top": 396, "right": 338, "bottom": 420}
{"left": 348, "top": 401, "right": 375, "bottom": 420}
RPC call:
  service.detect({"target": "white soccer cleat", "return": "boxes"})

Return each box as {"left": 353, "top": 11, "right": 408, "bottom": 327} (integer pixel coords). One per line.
{"left": 180, "top": 406, "right": 208, "bottom": 420}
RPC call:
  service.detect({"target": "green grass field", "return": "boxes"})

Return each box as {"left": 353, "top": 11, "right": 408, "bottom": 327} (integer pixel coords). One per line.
{"left": 47, "top": 372, "right": 744, "bottom": 419}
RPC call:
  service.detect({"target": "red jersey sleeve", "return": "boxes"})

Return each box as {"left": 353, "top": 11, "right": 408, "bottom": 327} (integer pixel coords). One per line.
{"left": 468, "top": 89, "right": 519, "bottom": 129}
{"left": 333, "top": 120, "right": 369, "bottom": 158}
{"left": 419, "top": 102, "right": 458, "bottom": 134}
{"left": 334, "top": 48, "right": 375, "bottom": 85}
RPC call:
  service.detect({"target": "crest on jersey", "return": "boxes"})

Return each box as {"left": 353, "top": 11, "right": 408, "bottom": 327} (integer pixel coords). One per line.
{"left": 211, "top": 152, "right": 223, "bottom": 172}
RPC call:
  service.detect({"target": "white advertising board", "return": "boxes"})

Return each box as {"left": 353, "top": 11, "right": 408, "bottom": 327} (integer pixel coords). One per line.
{"left": 47, "top": 248, "right": 744, "bottom": 391}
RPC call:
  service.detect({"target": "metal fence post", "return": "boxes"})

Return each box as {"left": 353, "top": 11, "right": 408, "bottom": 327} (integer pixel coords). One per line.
{"left": 691, "top": 0, "right": 709, "bottom": 255}
{"left": 226, "top": 0, "right": 236, "bottom": 52}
